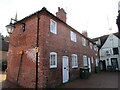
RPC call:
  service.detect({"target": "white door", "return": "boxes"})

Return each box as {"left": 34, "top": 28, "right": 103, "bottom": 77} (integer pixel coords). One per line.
{"left": 88, "top": 57, "right": 91, "bottom": 72}
{"left": 62, "top": 56, "right": 69, "bottom": 83}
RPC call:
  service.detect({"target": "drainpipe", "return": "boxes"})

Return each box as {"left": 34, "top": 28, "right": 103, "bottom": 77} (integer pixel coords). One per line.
{"left": 35, "top": 13, "right": 40, "bottom": 90}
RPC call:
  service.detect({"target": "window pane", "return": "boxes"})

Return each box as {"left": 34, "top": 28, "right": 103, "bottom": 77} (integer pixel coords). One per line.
{"left": 72, "top": 54, "right": 78, "bottom": 68}
{"left": 72, "top": 56, "right": 74, "bottom": 66}
{"left": 83, "top": 56, "right": 87, "bottom": 66}
{"left": 113, "top": 48, "right": 119, "bottom": 55}
{"left": 82, "top": 37, "right": 86, "bottom": 46}
{"left": 71, "top": 31, "right": 77, "bottom": 42}
{"left": 52, "top": 55, "right": 55, "bottom": 65}
{"left": 50, "top": 20, "right": 57, "bottom": 34}
{"left": 90, "top": 43, "right": 92, "bottom": 49}
{"left": 50, "top": 52, "right": 57, "bottom": 68}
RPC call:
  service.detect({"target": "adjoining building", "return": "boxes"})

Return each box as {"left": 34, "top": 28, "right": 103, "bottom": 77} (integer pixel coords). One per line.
{"left": 6, "top": 7, "right": 99, "bottom": 88}
{"left": 116, "top": 1, "right": 120, "bottom": 33}
{"left": 92, "top": 32, "right": 120, "bottom": 71}
{"left": 0, "top": 33, "right": 9, "bottom": 71}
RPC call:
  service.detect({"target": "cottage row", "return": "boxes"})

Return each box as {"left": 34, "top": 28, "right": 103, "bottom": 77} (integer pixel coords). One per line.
{"left": 7, "top": 7, "right": 99, "bottom": 88}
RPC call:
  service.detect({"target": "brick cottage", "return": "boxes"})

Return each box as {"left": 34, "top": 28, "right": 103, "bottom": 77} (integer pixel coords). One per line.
{"left": 7, "top": 7, "right": 99, "bottom": 88}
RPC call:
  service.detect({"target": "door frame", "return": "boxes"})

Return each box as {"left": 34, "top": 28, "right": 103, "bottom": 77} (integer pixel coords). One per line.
{"left": 88, "top": 57, "right": 91, "bottom": 72}
{"left": 111, "top": 58, "right": 119, "bottom": 70}
{"left": 62, "top": 56, "right": 69, "bottom": 83}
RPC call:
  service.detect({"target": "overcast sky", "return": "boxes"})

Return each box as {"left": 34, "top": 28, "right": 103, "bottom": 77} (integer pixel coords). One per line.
{"left": 0, "top": 0, "right": 119, "bottom": 38}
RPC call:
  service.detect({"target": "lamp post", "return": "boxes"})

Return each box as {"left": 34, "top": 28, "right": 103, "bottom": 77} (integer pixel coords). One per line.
{"left": 6, "top": 18, "right": 17, "bottom": 34}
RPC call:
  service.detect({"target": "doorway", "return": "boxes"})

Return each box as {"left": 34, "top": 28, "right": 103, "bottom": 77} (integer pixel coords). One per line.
{"left": 62, "top": 56, "right": 69, "bottom": 83}
{"left": 102, "top": 60, "right": 106, "bottom": 71}
{"left": 88, "top": 57, "right": 91, "bottom": 72}
{"left": 111, "top": 58, "right": 118, "bottom": 70}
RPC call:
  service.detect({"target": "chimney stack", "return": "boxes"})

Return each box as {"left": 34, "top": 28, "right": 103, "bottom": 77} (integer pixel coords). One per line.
{"left": 82, "top": 30, "right": 88, "bottom": 37}
{"left": 56, "top": 7, "right": 67, "bottom": 22}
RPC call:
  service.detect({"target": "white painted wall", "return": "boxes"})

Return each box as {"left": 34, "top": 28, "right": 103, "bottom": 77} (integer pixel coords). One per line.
{"left": 102, "top": 34, "right": 118, "bottom": 48}
{"left": 99, "top": 34, "right": 120, "bottom": 70}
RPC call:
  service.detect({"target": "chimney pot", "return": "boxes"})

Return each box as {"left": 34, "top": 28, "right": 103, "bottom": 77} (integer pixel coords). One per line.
{"left": 56, "top": 7, "right": 67, "bottom": 22}
{"left": 82, "top": 30, "right": 88, "bottom": 37}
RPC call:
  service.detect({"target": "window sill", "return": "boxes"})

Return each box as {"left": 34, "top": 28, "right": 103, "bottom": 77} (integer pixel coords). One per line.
{"left": 71, "top": 40, "right": 77, "bottom": 43}
{"left": 50, "top": 66, "right": 57, "bottom": 69}
{"left": 72, "top": 66, "right": 78, "bottom": 69}
{"left": 50, "top": 31, "right": 57, "bottom": 35}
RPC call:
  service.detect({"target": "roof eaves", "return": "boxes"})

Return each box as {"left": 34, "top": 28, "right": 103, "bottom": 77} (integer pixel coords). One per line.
{"left": 9, "top": 7, "right": 96, "bottom": 45}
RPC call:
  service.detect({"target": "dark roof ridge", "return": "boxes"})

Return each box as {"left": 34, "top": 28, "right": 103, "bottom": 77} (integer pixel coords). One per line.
{"left": 12, "top": 7, "right": 96, "bottom": 45}
{"left": 92, "top": 32, "right": 119, "bottom": 40}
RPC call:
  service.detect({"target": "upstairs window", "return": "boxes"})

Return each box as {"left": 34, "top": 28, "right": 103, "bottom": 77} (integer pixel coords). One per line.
{"left": 70, "top": 31, "right": 77, "bottom": 42}
{"left": 83, "top": 55, "right": 87, "bottom": 66}
{"left": 82, "top": 37, "right": 86, "bottom": 46}
{"left": 89, "top": 42, "right": 93, "bottom": 49}
{"left": 50, "top": 52, "right": 57, "bottom": 68}
{"left": 94, "top": 45, "right": 97, "bottom": 51}
{"left": 72, "top": 54, "right": 78, "bottom": 68}
{"left": 113, "top": 48, "right": 119, "bottom": 55}
{"left": 50, "top": 19, "right": 57, "bottom": 34}
{"left": 21, "top": 23, "right": 25, "bottom": 32}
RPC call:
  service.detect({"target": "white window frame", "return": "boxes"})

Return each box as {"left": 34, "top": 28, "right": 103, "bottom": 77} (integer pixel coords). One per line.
{"left": 50, "top": 52, "right": 57, "bottom": 68}
{"left": 83, "top": 55, "right": 87, "bottom": 66}
{"left": 71, "top": 54, "right": 78, "bottom": 68}
{"left": 70, "top": 31, "right": 77, "bottom": 42}
{"left": 50, "top": 19, "right": 57, "bottom": 34}
{"left": 94, "top": 45, "right": 97, "bottom": 51}
{"left": 82, "top": 37, "right": 86, "bottom": 46}
{"left": 89, "top": 42, "right": 93, "bottom": 49}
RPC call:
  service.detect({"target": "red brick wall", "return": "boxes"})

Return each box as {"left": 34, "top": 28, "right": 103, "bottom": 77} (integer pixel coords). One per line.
{"left": 7, "top": 15, "right": 45, "bottom": 88}
{"left": 7, "top": 10, "right": 98, "bottom": 88}
{"left": 41, "top": 13, "right": 98, "bottom": 87}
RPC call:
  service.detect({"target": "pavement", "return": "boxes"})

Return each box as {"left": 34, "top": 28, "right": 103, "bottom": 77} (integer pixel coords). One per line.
{"left": 0, "top": 71, "right": 120, "bottom": 89}
{"left": 59, "top": 71, "right": 119, "bottom": 88}
{"left": 0, "top": 71, "right": 20, "bottom": 89}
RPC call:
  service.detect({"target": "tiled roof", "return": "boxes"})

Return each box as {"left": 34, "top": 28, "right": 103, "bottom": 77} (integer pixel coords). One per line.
{"left": 91, "top": 32, "right": 120, "bottom": 48}
{"left": 10, "top": 7, "right": 96, "bottom": 45}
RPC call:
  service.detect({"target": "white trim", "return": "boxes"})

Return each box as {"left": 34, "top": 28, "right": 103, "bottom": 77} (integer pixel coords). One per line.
{"left": 83, "top": 55, "right": 87, "bottom": 66}
{"left": 82, "top": 37, "right": 86, "bottom": 46}
{"left": 71, "top": 54, "right": 78, "bottom": 68}
{"left": 89, "top": 42, "right": 92, "bottom": 49}
{"left": 50, "top": 19, "right": 57, "bottom": 34}
{"left": 94, "top": 45, "right": 97, "bottom": 51}
{"left": 50, "top": 52, "right": 57, "bottom": 68}
{"left": 70, "top": 31, "right": 77, "bottom": 42}
{"left": 62, "top": 56, "right": 69, "bottom": 83}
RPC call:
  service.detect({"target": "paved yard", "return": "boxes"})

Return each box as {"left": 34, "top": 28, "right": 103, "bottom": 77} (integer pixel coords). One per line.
{"left": 0, "top": 71, "right": 119, "bottom": 89}
{"left": 59, "top": 71, "right": 119, "bottom": 88}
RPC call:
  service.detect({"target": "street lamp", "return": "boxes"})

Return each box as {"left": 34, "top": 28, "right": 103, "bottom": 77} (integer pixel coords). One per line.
{"left": 6, "top": 18, "right": 17, "bottom": 34}
{"left": 6, "top": 15, "right": 40, "bottom": 89}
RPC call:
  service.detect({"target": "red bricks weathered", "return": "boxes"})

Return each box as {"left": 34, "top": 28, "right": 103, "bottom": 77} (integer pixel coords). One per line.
{"left": 7, "top": 7, "right": 99, "bottom": 88}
